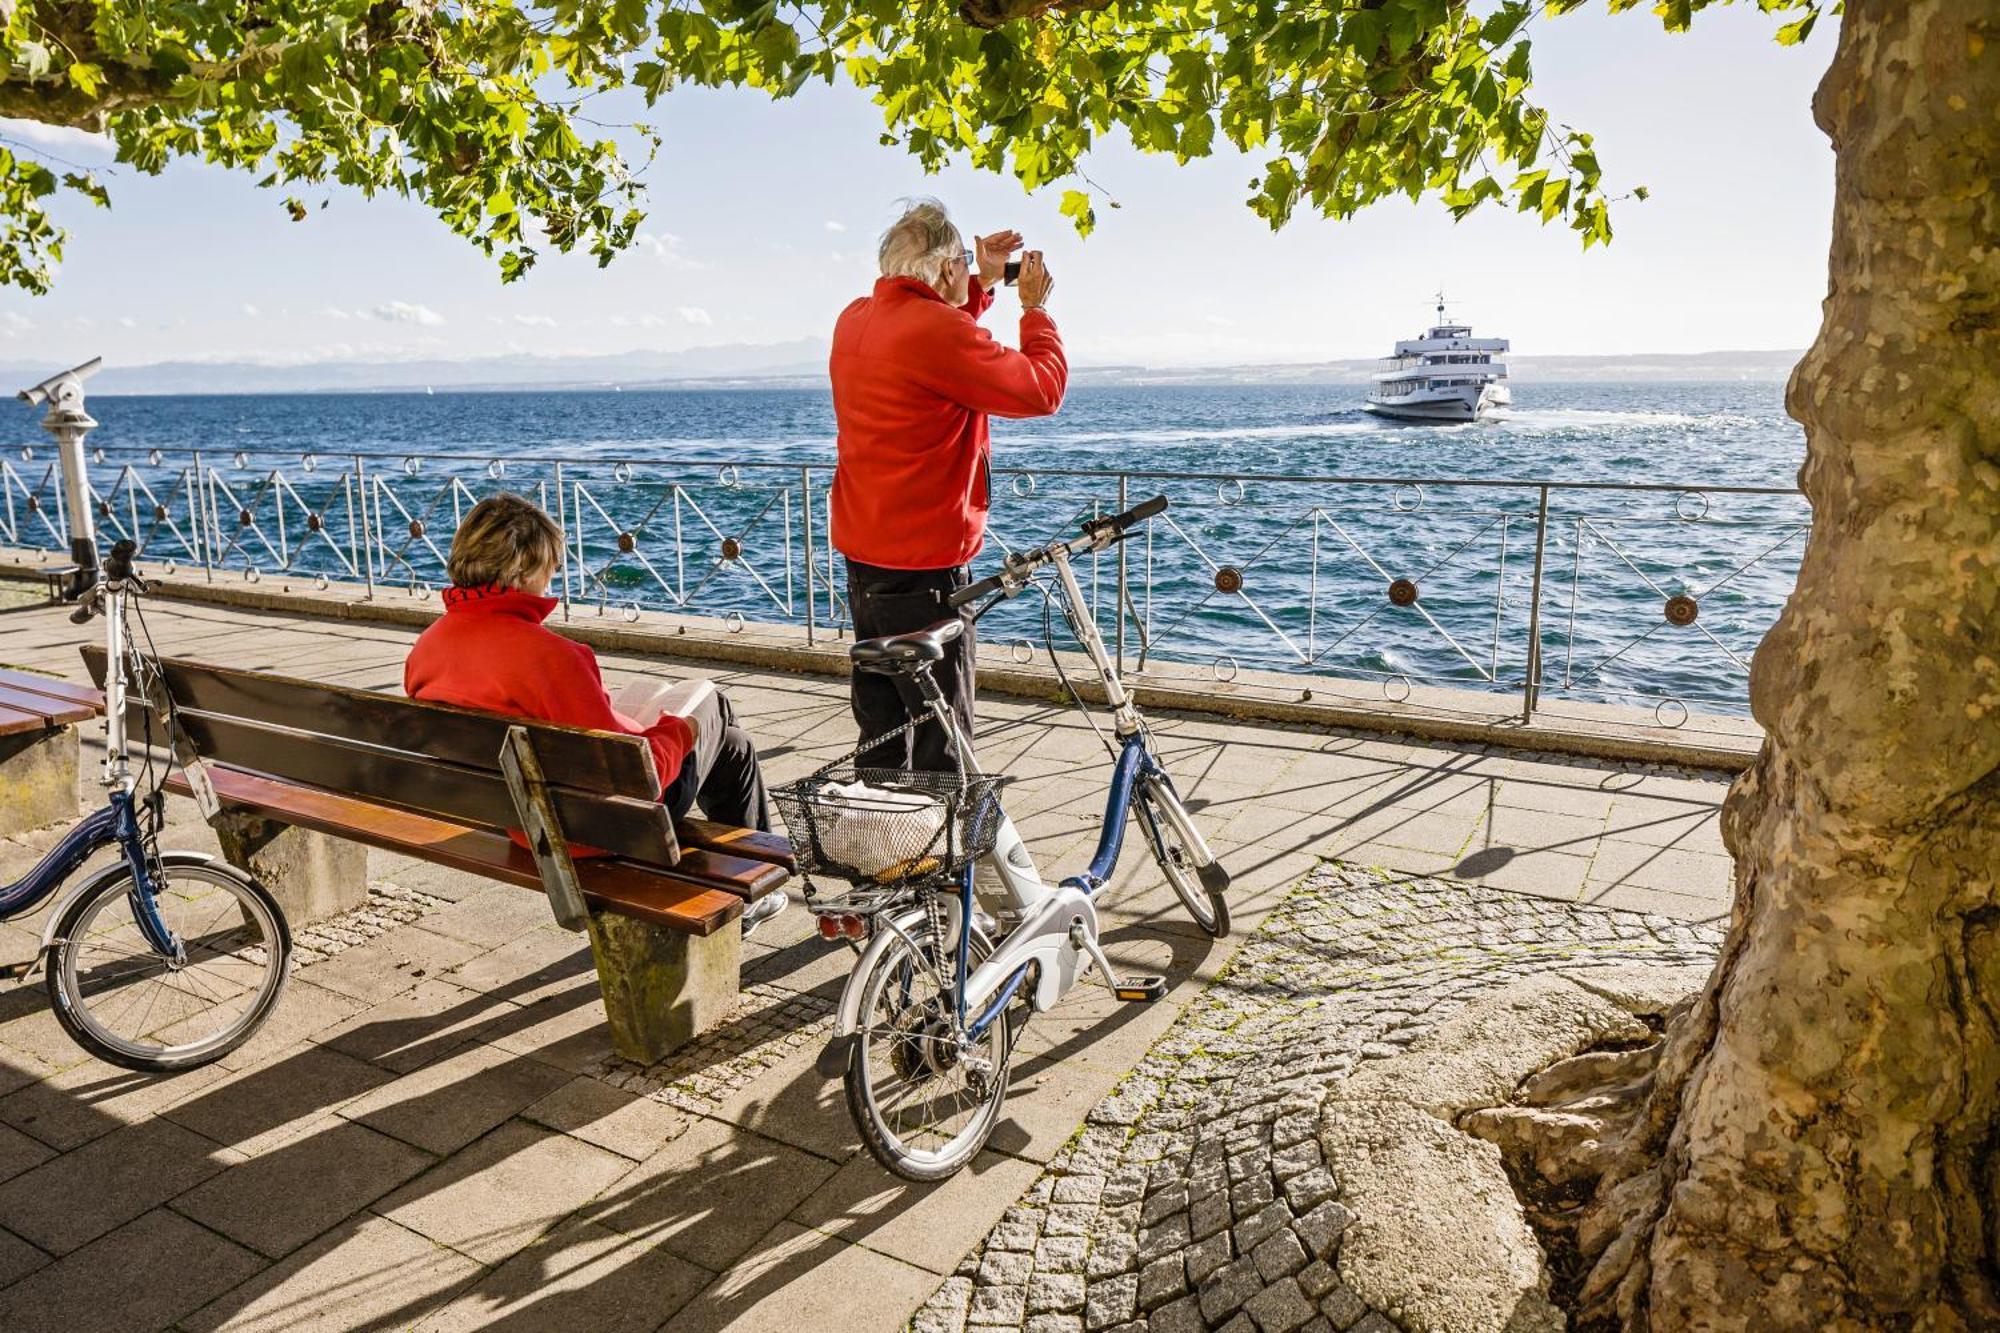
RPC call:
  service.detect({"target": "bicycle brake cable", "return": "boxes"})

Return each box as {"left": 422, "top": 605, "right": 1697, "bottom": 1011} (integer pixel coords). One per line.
{"left": 1038, "top": 582, "right": 1119, "bottom": 762}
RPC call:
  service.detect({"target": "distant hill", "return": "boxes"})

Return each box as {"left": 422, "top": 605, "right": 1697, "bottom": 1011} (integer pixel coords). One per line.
{"left": 0, "top": 343, "right": 1801, "bottom": 396}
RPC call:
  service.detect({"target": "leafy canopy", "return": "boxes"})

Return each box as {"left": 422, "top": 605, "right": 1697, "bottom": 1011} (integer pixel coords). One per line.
{"left": 0, "top": 0, "right": 1826, "bottom": 294}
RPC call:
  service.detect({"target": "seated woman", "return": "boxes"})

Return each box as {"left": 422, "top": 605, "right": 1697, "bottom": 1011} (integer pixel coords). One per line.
{"left": 405, "top": 493, "right": 788, "bottom": 932}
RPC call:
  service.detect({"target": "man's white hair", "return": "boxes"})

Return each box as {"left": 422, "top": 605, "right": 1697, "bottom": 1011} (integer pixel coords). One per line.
{"left": 878, "top": 199, "right": 963, "bottom": 289}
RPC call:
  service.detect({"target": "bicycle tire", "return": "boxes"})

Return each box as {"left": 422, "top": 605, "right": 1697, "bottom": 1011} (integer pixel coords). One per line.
{"left": 46, "top": 856, "right": 291, "bottom": 1072}
{"left": 843, "top": 918, "right": 1010, "bottom": 1182}
{"left": 1136, "top": 782, "right": 1230, "bottom": 938}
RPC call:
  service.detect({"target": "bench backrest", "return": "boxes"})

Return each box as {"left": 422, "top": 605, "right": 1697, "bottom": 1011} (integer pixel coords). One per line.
{"left": 81, "top": 647, "right": 682, "bottom": 866}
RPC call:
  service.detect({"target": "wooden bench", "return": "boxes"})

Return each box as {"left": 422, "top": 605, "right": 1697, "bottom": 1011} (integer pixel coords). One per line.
{"left": 0, "top": 667, "right": 101, "bottom": 836}
{"left": 81, "top": 647, "right": 794, "bottom": 1063}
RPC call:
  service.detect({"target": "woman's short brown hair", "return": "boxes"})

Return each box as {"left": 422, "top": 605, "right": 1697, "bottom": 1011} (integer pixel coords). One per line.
{"left": 447, "top": 493, "right": 563, "bottom": 591}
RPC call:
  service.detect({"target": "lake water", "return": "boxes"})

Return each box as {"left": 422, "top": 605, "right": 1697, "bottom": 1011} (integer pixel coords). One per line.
{"left": 5, "top": 381, "right": 1809, "bottom": 718}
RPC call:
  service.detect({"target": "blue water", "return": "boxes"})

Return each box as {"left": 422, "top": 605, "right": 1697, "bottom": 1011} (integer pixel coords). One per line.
{"left": 4, "top": 382, "right": 1808, "bottom": 717}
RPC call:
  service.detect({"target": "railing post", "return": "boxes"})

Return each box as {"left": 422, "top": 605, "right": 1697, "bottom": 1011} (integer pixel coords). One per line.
{"left": 1115, "top": 473, "right": 1128, "bottom": 675}
{"left": 554, "top": 462, "right": 571, "bottom": 622}
{"left": 1521, "top": 484, "right": 1551, "bottom": 723}
{"left": 802, "top": 465, "right": 817, "bottom": 647}
{"left": 354, "top": 455, "right": 376, "bottom": 601}
{"left": 192, "top": 450, "right": 213, "bottom": 583}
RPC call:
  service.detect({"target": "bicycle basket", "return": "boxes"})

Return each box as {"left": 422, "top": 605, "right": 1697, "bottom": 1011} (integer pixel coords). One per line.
{"left": 773, "top": 766, "right": 1006, "bottom": 889}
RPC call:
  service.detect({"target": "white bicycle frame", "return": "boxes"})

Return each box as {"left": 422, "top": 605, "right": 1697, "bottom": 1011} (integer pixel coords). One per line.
{"left": 830, "top": 542, "right": 1218, "bottom": 1043}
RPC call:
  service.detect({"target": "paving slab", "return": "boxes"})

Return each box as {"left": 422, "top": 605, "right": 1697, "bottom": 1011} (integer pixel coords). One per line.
{"left": 182, "top": 1213, "right": 482, "bottom": 1333}
{"left": 0, "top": 1208, "right": 264, "bottom": 1333}
{"left": 374, "top": 1116, "right": 634, "bottom": 1266}
{"left": 172, "top": 1115, "right": 434, "bottom": 1258}
{"left": 660, "top": 1219, "right": 940, "bottom": 1333}
{"left": 159, "top": 1042, "right": 397, "bottom": 1157}
{"left": 521, "top": 1075, "right": 695, "bottom": 1162}
{"left": 415, "top": 1217, "right": 712, "bottom": 1333}
{"left": 0, "top": 1113, "right": 234, "bottom": 1254}
{"left": 338, "top": 1039, "right": 574, "bottom": 1155}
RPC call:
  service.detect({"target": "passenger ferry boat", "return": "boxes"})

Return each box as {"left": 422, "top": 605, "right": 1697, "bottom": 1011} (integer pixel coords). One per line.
{"left": 1364, "top": 297, "right": 1511, "bottom": 423}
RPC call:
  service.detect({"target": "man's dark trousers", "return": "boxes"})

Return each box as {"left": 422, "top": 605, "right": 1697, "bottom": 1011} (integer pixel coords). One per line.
{"left": 846, "top": 559, "right": 975, "bottom": 773}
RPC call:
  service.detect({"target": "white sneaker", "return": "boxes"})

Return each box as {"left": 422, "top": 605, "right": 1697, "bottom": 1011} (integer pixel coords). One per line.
{"left": 741, "top": 889, "right": 790, "bottom": 938}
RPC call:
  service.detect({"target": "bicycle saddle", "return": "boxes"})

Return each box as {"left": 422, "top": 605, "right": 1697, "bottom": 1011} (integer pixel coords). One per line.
{"left": 850, "top": 618, "right": 964, "bottom": 670}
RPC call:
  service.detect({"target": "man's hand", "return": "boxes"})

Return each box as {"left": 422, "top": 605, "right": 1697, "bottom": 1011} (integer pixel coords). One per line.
{"left": 1017, "top": 251, "right": 1054, "bottom": 311}
{"left": 974, "top": 230, "right": 1022, "bottom": 288}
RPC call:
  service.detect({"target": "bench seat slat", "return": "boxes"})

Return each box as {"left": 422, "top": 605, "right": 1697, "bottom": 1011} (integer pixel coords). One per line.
{"left": 0, "top": 669, "right": 105, "bottom": 715}
{"left": 678, "top": 817, "right": 798, "bottom": 873}
{"left": 0, "top": 703, "right": 48, "bottom": 738}
{"left": 0, "top": 682, "right": 98, "bottom": 728}
{"left": 165, "top": 766, "right": 747, "bottom": 936}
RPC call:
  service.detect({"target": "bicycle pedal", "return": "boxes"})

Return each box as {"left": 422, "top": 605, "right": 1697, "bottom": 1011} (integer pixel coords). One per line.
{"left": 1112, "top": 975, "right": 1167, "bottom": 1003}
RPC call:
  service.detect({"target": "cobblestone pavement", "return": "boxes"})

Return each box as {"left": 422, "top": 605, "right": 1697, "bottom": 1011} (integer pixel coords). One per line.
{"left": 909, "top": 865, "right": 1725, "bottom": 1333}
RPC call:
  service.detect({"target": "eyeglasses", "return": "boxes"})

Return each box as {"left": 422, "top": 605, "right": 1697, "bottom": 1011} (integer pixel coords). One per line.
{"left": 959, "top": 249, "right": 975, "bottom": 269}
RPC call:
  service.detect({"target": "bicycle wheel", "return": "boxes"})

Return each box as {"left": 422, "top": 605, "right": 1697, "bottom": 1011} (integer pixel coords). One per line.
{"left": 1136, "top": 780, "right": 1231, "bottom": 938}
{"left": 844, "top": 915, "right": 1011, "bottom": 1181}
{"left": 46, "top": 856, "right": 291, "bottom": 1072}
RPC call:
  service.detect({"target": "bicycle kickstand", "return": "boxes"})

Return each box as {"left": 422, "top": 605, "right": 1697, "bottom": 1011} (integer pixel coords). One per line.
{"left": 1066, "top": 922, "right": 1168, "bottom": 1003}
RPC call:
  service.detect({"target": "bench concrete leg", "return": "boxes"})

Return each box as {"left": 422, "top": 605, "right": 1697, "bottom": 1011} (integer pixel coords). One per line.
{"left": 0, "top": 727, "right": 80, "bottom": 836}
{"left": 586, "top": 912, "right": 742, "bottom": 1065}
{"left": 213, "top": 813, "right": 369, "bottom": 925}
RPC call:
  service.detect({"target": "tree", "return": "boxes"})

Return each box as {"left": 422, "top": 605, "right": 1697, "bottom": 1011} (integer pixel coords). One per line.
{"left": 1, "top": 0, "right": 1809, "bottom": 295}
{"left": 10, "top": 1, "right": 1996, "bottom": 1328}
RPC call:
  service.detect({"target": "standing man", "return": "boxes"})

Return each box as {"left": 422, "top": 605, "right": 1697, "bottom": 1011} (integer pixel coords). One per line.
{"left": 829, "top": 199, "right": 1066, "bottom": 771}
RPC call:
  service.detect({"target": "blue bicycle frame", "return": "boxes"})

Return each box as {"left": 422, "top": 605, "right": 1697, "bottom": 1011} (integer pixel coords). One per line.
{"left": 0, "top": 791, "right": 179, "bottom": 958}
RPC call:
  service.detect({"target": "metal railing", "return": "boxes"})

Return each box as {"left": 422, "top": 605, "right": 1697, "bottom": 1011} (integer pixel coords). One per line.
{"left": 0, "top": 444, "right": 1810, "bottom": 729}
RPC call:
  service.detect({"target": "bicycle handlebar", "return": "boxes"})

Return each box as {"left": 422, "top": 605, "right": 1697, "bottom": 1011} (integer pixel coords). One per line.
{"left": 946, "top": 495, "right": 1169, "bottom": 609}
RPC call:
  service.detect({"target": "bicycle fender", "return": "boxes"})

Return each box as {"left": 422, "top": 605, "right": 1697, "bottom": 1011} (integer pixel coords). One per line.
{"left": 31, "top": 851, "right": 235, "bottom": 972}
{"left": 818, "top": 897, "right": 973, "bottom": 1077}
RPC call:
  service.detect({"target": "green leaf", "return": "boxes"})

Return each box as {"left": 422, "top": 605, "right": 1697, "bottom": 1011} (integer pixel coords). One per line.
{"left": 1058, "top": 187, "right": 1096, "bottom": 236}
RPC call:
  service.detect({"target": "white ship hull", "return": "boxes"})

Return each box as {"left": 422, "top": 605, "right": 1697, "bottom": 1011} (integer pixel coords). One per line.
{"left": 1365, "top": 382, "right": 1510, "bottom": 423}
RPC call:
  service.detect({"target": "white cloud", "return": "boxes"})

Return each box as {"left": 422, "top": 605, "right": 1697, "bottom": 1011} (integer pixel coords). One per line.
{"left": 825, "top": 221, "right": 847, "bottom": 232}
{"left": 677, "top": 307, "right": 713, "bottom": 327}
{"left": 0, "top": 311, "right": 32, "bottom": 337}
{"left": 0, "top": 118, "right": 111, "bottom": 154}
{"left": 64, "top": 316, "right": 97, "bottom": 331}
{"left": 115, "top": 316, "right": 138, "bottom": 329}
{"left": 512, "top": 314, "right": 558, "bottom": 328}
{"left": 241, "top": 303, "right": 261, "bottom": 318}
{"left": 610, "top": 313, "right": 671, "bottom": 329}
{"left": 318, "top": 306, "right": 352, "bottom": 321}
{"left": 365, "top": 300, "right": 446, "bottom": 327}
{"left": 632, "top": 232, "right": 709, "bottom": 271}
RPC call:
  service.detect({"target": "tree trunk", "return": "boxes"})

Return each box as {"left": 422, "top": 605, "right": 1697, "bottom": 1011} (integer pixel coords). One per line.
{"left": 1553, "top": 3, "right": 2000, "bottom": 1328}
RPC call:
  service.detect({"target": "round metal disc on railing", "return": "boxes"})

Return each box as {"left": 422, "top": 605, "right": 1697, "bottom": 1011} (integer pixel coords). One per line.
{"left": 1214, "top": 565, "right": 1244, "bottom": 594}
{"left": 408, "top": 520, "right": 424, "bottom": 539}
{"left": 244, "top": 567, "right": 260, "bottom": 584}
{"left": 1010, "top": 474, "right": 1036, "bottom": 497}
{"left": 487, "top": 459, "right": 506, "bottom": 479}
{"left": 313, "top": 574, "right": 328, "bottom": 591}
{"left": 95, "top": 500, "right": 111, "bottom": 518}
{"left": 613, "top": 463, "right": 633, "bottom": 484}
{"left": 616, "top": 531, "right": 636, "bottom": 554}
{"left": 1654, "top": 698, "right": 1691, "bottom": 729}
{"left": 718, "top": 464, "right": 743, "bottom": 488}
{"left": 1012, "top": 640, "right": 1034, "bottom": 663}
{"left": 1391, "top": 484, "right": 1425, "bottom": 513}
{"left": 1674, "top": 490, "right": 1710, "bottom": 522}
{"left": 1383, "top": 674, "right": 1413, "bottom": 703}
{"left": 306, "top": 512, "right": 323, "bottom": 533}
{"left": 302, "top": 452, "right": 318, "bottom": 473}
{"left": 25, "top": 497, "right": 38, "bottom": 513}
{"left": 232, "top": 451, "right": 248, "bottom": 469}
{"left": 18, "top": 447, "right": 31, "bottom": 462}
{"left": 1387, "top": 578, "right": 1419, "bottom": 606}
{"left": 154, "top": 504, "right": 169, "bottom": 521}
{"left": 1664, "top": 594, "right": 1699, "bottom": 626}
{"left": 724, "top": 610, "right": 747, "bottom": 633}
{"left": 148, "top": 449, "right": 163, "bottom": 466}
{"left": 238, "top": 508, "right": 253, "bottom": 528}
{"left": 1218, "top": 479, "right": 1246, "bottom": 506}
{"left": 623, "top": 602, "right": 642, "bottom": 623}
{"left": 721, "top": 536, "right": 742, "bottom": 561}
{"left": 403, "top": 457, "right": 421, "bottom": 476}
{"left": 1212, "top": 656, "right": 1239, "bottom": 683}
{"left": 90, "top": 447, "right": 104, "bottom": 465}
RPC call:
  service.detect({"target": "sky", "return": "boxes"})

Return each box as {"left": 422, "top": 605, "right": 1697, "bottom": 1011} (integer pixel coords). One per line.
{"left": 0, "top": 4, "right": 1837, "bottom": 373}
